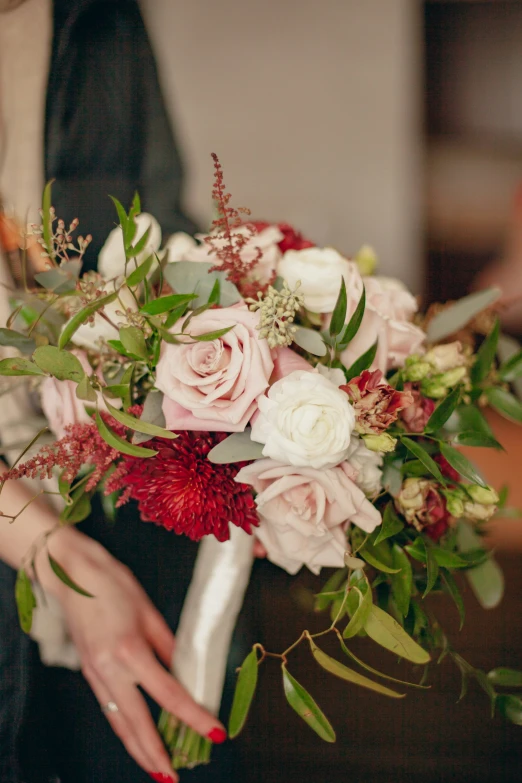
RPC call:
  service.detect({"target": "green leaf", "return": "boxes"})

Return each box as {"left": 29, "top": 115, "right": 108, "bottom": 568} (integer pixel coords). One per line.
{"left": 129, "top": 191, "right": 141, "bottom": 219}
{"left": 228, "top": 648, "right": 259, "bottom": 738}
{"left": 109, "top": 196, "right": 128, "bottom": 235}
{"left": 315, "top": 569, "right": 347, "bottom": 612}
{"left": 447, "top": 404, "right": 495, "bottom": 437}
{"left": 496, "top": 694, "right": 522, "bottom": 725}
{"left": 164, "top": 261, "right": 241, "bottom": 308}
{"left": 471, "top": 318, "right": 499, "bottom": 385}
{"left": 343, "top": 585, "right": 372, "bottom": 638}
{"left": 35, "top": 260, "right": 81, "bottom": 293}
{"left": 15, "top": 568, "right": 37, "bottom": 633}
{"left": 360, "top": 545, "right": 400, "bottom": 574}
{"left": 293, "top": 327, "right": 327, "bottom": 357}
{"left": 484, "top": 386, "right": 522, "bottom": 425}
{"left": 60, "top": 486, "right": 92, "bottom": 524}
{"left": 309, "top": 639, "right": 404, "bottom": 699}
{"left": 207, "top": 278, "right": 221, "bottom": 306}
{"left": 439, "top": 442, "right": 487, "bottom": 487}
{"left": 339, "top": 637, "right": 429, "bottom": 690}
{"left": 431, "top": 547, "right": 467, "bottom": 568}
{"left": 207, "top": 430, "right": 265, "bottom": 464}
{"left": 33, "top": 346, "right": 86, "bottom": 382}
{"left": 104, "top": 399, "right": 176, "bottom": 440}
{"left": 338, "top": 286, "right": 366, "bottom": 347}
{"left": 190, "top": 326, "right": 234, "bottom": 342}
{"left": 374, "top": 502, "right": 404, "bottom": 545}
{"left": 41, "top": 180, "right": 55, "bottom": 261}
{"left": 441, "top": 569, "right": 465, "bottom": 630}
{"left": 457, "top": 521, "right": 504, "bottom": 609}
{"left": 344, "top": 341, "right": 378, "bottom": 381}
{"left": 499, "top": 349, "right": 522, "bottom": 382}
{"left": 452, "top": 431, "right": 503, "bottom": 450}
{"left": 126, "top": 224, "right": 151, "bottom": 259}
{"left": 390, "top": 545, "right": 412, "bottom": 618}
{"left": 487, "top": 668, "right": 522, "bottom": 688}
{"left": 164, "top": 303, "right": 190, "bottom": 330}
{"left": 425, "top": 287, "right": 501, "bottom": 342}
{"left": 0, "top": 357, "right": 46, "bottom": 376}
{"left": 95, "top": 410, "right": 157, "bottom": 458}
{"left": 329, "top": 278, "right": 347, "bottom": 338}
{"left": 0, "top": 328, "right": 36, "bottom": 354}
{"left": 126, "top": 254, "right": 154, "bottom": 287}
{"left": 401, "top": 437, "right": 445, "bottom": 483}
{"left": 426, "top": 387, "right": 461, "bottom": 432}
{"left": 76, "top": 375, "right": 97, "bottom": 403}
{"left": 48, "top": 555, "right": 94, "bottom": 597}
{"left": 119, "top": 326, "right": 148, "bottom": 361}
{"left": 423, "top": 543, "right": 439, "bottom": 598}
{"left": 363, "top": 604, "right": 431, "bottom": 664}
{"left": 140, "top": 293, "right": 197, "bottom": 316}
{"left": 131, "top": 390, "right": 165, "bottom": 444}
{"left": 282, "top": 666, "right": 336, "bottom": 742}
{"left": 58, "top": 291, "right": 118, "bottom": 349}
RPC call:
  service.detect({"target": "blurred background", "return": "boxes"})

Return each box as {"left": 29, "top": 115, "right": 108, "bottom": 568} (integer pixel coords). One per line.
{"left": 142, "top": 1, "right": 522, "bottom": 780}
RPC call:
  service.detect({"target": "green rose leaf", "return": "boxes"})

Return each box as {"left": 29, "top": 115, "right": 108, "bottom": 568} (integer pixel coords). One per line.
{"left": 228, "top": 648, "right": 259, "bottom": 738}
{"left": 59, "top": 291, "right": 119, "bottom": 349}
{"left": 0, "top": 357, "right": 47, "bottom": 376}
{"left": 33, "top": 345, "right": 86, "bottom": 382}
{"left": 363, "top": 604, "right": 431, "bottom": 664}
{"left": 0, "top": 328, "right": 36, "bottom": 354}
{"left": 119, "top": 326, "right": 148, "bottom": 361}
{"left": 329, "top": 277, "right": 347, "bottom": 338}
{"left": 439, "top": 442, "right": 487, "bottom": 487}
{"left": 401, "top": 437, "right": 445, "bottom": 483}
{"left": 343, "top": 584, "right": 372, "bottom": 639}
{"left": 487, "top": 668, "right": 522, "bottom": 688}
{"left": 484, "top": 386, "right": 522, "bottom": 425}
{"left": 282, "top": 666, "right": 336, "bottom": 742}
{"left": 426, "top": 387, "right": 461, "bottom": 432}
{"left": 390, "top": 545, "right": 413, "bottom": 618}
{"left": 374, "top": 502, "right": 404, "bottom": 545}
{"left": 95, "top": 410, "right": 158, "bottom": 458}
{"left": 470, "top": 318, "right": 500, "bottom": 385}
{"left": 338, "top": 286, "right": 366, "bottom": 348}
{"left": 15, "top": 568, "right": 37, "bottom": 633}
{"left": 309, "top": 639, "right": 404, "bottom": 699}
{"left": 207, "top": 430, "right": 265, "bottom": 464}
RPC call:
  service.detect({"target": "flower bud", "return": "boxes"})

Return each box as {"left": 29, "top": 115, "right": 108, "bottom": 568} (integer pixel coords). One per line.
{"left": 463, "top": 501, "right": 497, "bottom": 522}
{"left": 363, "top": 433, "right": 397, "bottom": 453}
{"left": 424, "top": 341, "right": 466, "bottom": 373}
{"left": 439, "top": 366, "right": 467, "bottom": 389}
{"left": 444, "top": 490, "right": 465, "bottom": 519}
{"left": 354, "top": 244, "right": 378, "bottom": 276}
{"left": 467, "top": 485, "right": 499, "bottom": 506}
{"left": 421, "top": 378, "right": 448, "bottom": 399}
{"left": 403, "top": 361, "right": 432, "bottom": 382}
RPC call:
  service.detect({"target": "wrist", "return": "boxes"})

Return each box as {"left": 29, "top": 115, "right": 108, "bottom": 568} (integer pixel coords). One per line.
{"left": 36, "top": 525, "right": 112, "bottom": 599}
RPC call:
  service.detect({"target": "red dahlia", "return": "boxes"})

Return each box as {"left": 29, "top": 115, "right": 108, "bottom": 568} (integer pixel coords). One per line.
{"left": 109, "top": 431, "right": 259, "bottom": 542}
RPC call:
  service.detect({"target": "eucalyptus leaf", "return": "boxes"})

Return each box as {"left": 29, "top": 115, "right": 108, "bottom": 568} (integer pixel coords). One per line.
{"left": 293, "top": 327, "right": 327, "bottom": 357}
{"left": 33, "top": 346, "right": 86, "bottom": 382}
{"left": 282, "top": 666, "right": 336, "bottom": 742}
{"left": 48, "top": 555, "right": 94, "bottom": 597}
{"left": 208, "top": 430, "right": 264, "bottom": 464}
{"left": 382, "top": 461, "right": 402, "bottom": 497}
{"left": 164, "top": 261, "right": 241, "bottom": 308}
{"left": 309, "top": 640, "right": 404, "bottom": 699}
{"left": 457, "top": 521, "right": 504, "bottom": 609}
{"left": 228, "top": 648, "right": 258, "bottom": 738}
{"left": 364, "top": 604, "right": 430, "bottom": 664}
{"left": 132, "top": 391, "right": 166, "bottom": 444}
{"left": 439, "top": 442, "right": 487, "bottom": 487}
{"left": 0, "top": 358, "right": 47, "bottom": 376}
{"left": 95, "top": 410, "right": 157, "bottom": 458}
{"left": 15, "top": 568, "right": 37, "bottom": 633}
{"left": 426, "top": 288, "right": 501, "bottom": 342}
{"left": 0, "top": 328, "right": 36, "bottom": 354}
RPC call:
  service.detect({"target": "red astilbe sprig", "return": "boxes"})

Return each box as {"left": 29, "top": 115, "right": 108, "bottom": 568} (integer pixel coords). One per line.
{"left": 206, "top": 153, "right": 262, "bottom": 298}
{"left": 0, "top": 411, "right": 136, "bottom": 492}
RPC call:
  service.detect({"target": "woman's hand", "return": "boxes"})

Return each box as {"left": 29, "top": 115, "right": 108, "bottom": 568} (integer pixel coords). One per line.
{"left": 40, "top": 530, "right": 226, "bottom": 783}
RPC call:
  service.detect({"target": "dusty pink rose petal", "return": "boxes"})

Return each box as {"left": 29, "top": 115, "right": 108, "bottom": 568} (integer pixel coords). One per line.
{"left": 157, "top": 304, "right": 274, "bottom": 432}
{"left": 271, "top": 346, "right": 313, "bottom": 381}
{"left": 235, "top": 459, "right": 381, "bottom": 574}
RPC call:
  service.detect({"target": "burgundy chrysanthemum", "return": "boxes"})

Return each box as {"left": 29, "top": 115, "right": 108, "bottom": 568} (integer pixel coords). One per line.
{"left": 108, "top": 431, "right": 259, "bottom": 542}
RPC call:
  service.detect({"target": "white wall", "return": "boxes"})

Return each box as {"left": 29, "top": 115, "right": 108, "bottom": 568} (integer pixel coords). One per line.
{"left": 143, "top": 0, "right": 423, "bottom": 290}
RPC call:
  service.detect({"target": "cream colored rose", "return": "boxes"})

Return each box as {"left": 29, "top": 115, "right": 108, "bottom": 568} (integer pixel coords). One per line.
{"left": 277, "top": 247, "right": 363, "bottom": 314}
{"left": 345, "top": 436, "right": 383, "bottom": 497}
{"left": 236, "top": 459, "right": 381, "bottom": 574}
{"left": 251, "top": 370, "right": 355, "bottom": 469}
{"left": 98, "top": 213, "right": 161, "bottom": 280}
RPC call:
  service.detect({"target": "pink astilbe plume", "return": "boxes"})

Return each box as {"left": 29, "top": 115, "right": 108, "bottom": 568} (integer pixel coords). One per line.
{"left": 206, "top": 153, "right": 262, "bottom": 298}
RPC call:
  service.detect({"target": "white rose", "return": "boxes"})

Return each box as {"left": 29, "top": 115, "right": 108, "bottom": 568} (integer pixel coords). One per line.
{"left": 70, "top": 286, "right": 137, "bottom": 351}
{"left": 346, "top": 436, "right": 383, "bottom": 497}
{"left": 164, "top": 231, "right": 200, "bottom": 262}
{"left": 316, "top": 363, "right": 346, "bottom": 387}
{"left": 251, "top": 370, "right": 355, "bottom": 469}
{"left": 98, "top": 213, "right": 162, "bottom": 280}
{"left": 277, "top": 247, "right": 363, "bottom": 313}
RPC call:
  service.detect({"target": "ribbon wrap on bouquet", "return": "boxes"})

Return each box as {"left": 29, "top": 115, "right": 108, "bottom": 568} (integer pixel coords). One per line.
{"left": 160, "top": 524, "right": 255, "bottom": 768}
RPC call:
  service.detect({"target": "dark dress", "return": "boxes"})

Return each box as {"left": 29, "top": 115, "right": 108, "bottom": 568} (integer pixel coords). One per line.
{"left": 0, "top": 2, "right": 245, "bottom": 780}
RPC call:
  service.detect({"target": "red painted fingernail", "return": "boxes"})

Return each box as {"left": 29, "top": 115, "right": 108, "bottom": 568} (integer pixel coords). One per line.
{"left": 207, "top": 727, "right": 227, "bottom": 744}
{"left": 148, "top": 774, "right": 176, "bottom": 783}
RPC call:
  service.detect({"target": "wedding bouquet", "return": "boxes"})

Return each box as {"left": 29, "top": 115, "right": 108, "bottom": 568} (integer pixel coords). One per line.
{"left": 1, "top": 155, "right": 521, "bottom": 771}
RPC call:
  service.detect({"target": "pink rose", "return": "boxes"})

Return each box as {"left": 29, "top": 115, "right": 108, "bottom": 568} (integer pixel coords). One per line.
{"left": 272, "top": 346, "right": 313, "bottom": 381}
{"left": 340, "top": 276, "right": 425, "bottom": 373}
{"left": 235, "top": 459, "right": 382, "bottom": 574}
{"left": 40, "top": 350, "right": 107, "bottom": 439}
{"left": 157, "top": 304, "right": 274, "bottom": 432}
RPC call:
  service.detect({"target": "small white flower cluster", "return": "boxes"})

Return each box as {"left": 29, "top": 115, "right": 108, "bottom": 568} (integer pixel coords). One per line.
{"left": 246, "top": 280, "right": 304, "bottom": 348}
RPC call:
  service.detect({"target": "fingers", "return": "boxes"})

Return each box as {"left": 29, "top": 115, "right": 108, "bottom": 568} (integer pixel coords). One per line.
{"left": 142, "top": 603, "right": 176, "bottom": 669}
{"left": 253, "top": 539, "right": 267, "bottom": 558}
{"left": 83, "top": 664, "right": 178, "bottom": 782}
{"left": 121, "top": 639, "right": 226, "bottom": 743}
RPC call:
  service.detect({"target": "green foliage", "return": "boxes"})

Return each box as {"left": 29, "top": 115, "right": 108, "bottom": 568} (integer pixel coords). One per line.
{"left": 364, "top": 604, "right": 430, "bottom": 664}
{"left": 401, "top": 437, "right": 445, "bottom": 483}
{"left": 470, "top": 318, "right": 499, "bottom": 385}
{"left": 0, "top": 328, "right": 36, "bottom": 354}
{"left": 426, "top": 387, "right": 461, "bottom": 432}
{"left": 390, "top": 545, "right": 412, "bottom": 618}
{"left": 0, "top": 358, "right": 46, "bottom": 376}
{"left": 343, "top": 341, "right": 378, "bottom": 381}
{"left": 119, "top": 326, "right": 148, "bottom": 361}
{"left": 228, "top": 648, "right": 258, "bottom": 738}
{"left": 498, "top": 349, "right": 522, "bottom": 382}
{"left": 425, "top": 287, "right": 501, "bottom": 342}
{"left": 140, "top": 293, "right": 197, "bottom": 316}
{"left": 338, "top": 286, "right": 366, "bottom": 348}
{"left": 309, "top": 639, "right": 404, "bottom": 698}
{"left": 452, "top": 431, "right": 503, "bottom": 450}
{"left": 329, "top": 278, "right": 347, "bottom": 337}
{"left": 41, "top": 180, "right": 55, "bottom": 261}
{"left": 33, "top": 346, "right": 86, "bottom": 382}
{"left": 48, "top": 555, "right": 94, "bottom": 597}
{"left": 487, "top": 668, "right": 522, "bottom": 688}
{"left": 104, "top": 399, "right": 176, "bottom": 440}
{"left": 282, "top": 666, "right": 336, "bottom": 742}
{"left": 484, "top": 386, "right": 522, "bottom": 424}
{"left": 293, "top": 327, "right": 327, "bottom": 357}
{"left": 15, "top": 568, "right": 37, "bottom": 633}
{"left": 439, "top": 442, "right": 487, "bottom": 487}
{"left": 496, "top": 694, "right": 522, "bottom": 725}
{"left": 94, "top": 410, "right": 157, "bottom": 458}
{"left": 343, "top": 584, "right": 372, "bottom": 638}
{"left": 440, "top": 570, "right": 465, "bottom": 630}
{"left": 457, "top": 521, "right": 504, "bottom": 609}
{"left": 126, "top": 254, "right": 155, "bottom": 287}
{"left": 59, "top": 291, "right": 118, "bottom": 349}
{"left": 314, "top": 569, "right": 347, "bottom": 612}
{"left": 374, "top": 502, "right": 404, "bottom": 545}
